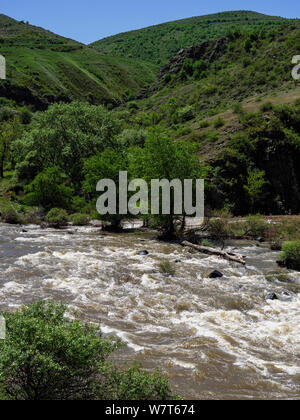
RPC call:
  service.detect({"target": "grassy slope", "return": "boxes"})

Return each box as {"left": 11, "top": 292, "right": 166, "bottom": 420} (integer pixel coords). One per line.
{"left": 91, "top": 11, "right": 291, "bottom": 64}
{"left": 0, "top": 15, "right": 158, "bottom": 109}
{"left": 132, "top": 23, "right": 300, "bottom": 125}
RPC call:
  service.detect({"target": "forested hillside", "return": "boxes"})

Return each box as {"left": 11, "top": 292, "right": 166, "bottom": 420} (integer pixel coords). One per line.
{"left": 92, "top": 11, "right": 290, "bottom": 64}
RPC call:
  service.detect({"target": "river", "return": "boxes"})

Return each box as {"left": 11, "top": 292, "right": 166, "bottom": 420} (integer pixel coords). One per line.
{"left": 0, "top": 223, "right": 299, "bottom": 400}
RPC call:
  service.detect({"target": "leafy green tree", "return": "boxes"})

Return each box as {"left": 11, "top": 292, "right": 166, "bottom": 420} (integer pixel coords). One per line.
{"left": 244, "top": 169, "right": 266, "bottom": 213}
{"left": 24, "top": 166, "right": 74, "bottom": 211}
{"left": 129, "top": 130, "right": 206, "bottom": 238}
{"left": 0, "top": 301, "right": 177, "bottom": 400}
{"left": 83, "top": 149, "right": 129, "bottom": 230}
{"left": 14, "top": 102, "right": 122, "bottom": 185}
{"left": 0, "top": 120, "right": 22, "bottom": 178}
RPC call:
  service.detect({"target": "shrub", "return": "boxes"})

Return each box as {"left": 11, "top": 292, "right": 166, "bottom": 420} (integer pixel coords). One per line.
{"left": 232, "top": 103, "right": 245, "bottom": 115}
{"left": 213, "top": 117, "right": 225, "bottom": 129}
{"left": 46, "top": 208, "right": 68, "bottom": 228}
{"left": 0, "top": 301, "right": 177, "bottom": 400}
{"left": 24, "top": 166, "right": 73, "bottom": 211}
{"left": 128, "top": 101, "right": 139, "bottom": 110}
{"left": 0, "top": 206, "right": 23, "bottom": 225}
{"left": 177, "top": 105, "right": 195, "bottom": 122}
{"left": 260, "top": 102, "right": 274, "bottom": 112}
{"left": 280, "top": 241, "right": 300, "bottom": 270}
{"left": 206, "top": 218, "right": 231, "bottom": 240}
{"left": 98, "top": 363, "right": 178, "bottom": 400}
{"left": 243, "top": 215, "right": 269, "bottom": 238}
{"left": 70, "top": 213, "right": 89, "bottom": 226}
{"left": 118, "top": 128, "right": 147, "bottom": 147}
{"left": 198, "top": 120, "right": 210, "bottom": 129}
{"left": 158, "top": 261, "right": 176, "bottom": 276}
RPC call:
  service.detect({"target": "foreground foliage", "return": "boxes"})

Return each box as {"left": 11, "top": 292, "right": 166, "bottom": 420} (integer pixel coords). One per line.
{"left": 0, "top": 301, "right": 177, "bottom": 400}
{"left": 280, "top": 241, "right": 300, "bottom": 271}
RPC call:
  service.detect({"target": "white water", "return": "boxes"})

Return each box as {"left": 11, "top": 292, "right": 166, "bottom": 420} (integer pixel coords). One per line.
{"left": 0, "top": 223, "right": 299, "bottom": 399}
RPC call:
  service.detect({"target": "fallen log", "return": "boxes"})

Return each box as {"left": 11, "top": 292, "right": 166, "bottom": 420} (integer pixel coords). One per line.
{"left": 181, "top": 241, "right": 246, "bottom": 265}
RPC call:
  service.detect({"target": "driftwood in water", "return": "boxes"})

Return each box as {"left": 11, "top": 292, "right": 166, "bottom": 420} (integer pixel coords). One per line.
{"left": 181, "top": 241, "right": 246, "bottom": 265}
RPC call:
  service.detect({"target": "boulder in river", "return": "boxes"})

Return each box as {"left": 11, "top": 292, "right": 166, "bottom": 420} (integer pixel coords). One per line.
{"left": 138, "top": 250, "right": 149, "bottom": 256}
{"left": 209, "top": 270, "right": 224, "bottom": 279}
{"left": 266, "top": 292, "right": 278, "bottom": 301}
{"left": 89, "top": 220, "right": 103, "bottom": 228}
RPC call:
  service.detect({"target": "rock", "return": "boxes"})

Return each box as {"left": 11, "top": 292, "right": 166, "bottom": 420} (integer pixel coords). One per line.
{"left": 175, "top": 259, "right": 182, "bottom": 263}
{"left": 266, "top": 293, "right": 278, "bottom": 301}
{"left": 138, "top": 250, "right": 149, "bottom": 256}
{"left": 209, "top": 270, "right": 223, "bottom": 279}
{"left": 89, "top": 220, "right": 103, "bottom": 228}
{"left": 277, "top": 260, "right": 286, "bottom": 267}
{"left": 256, "top": 237, "right": 265, "bottom": 243}
{"left": 270, "top": 242, "right": 282, "bottom": 251}
{"left": 21, "top": 229, "right": 28, "bottom": 233}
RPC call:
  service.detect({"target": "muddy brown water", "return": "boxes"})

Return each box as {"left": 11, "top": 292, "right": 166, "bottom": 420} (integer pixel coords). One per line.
{"left": 0, "top": 223, "right": 299, "bottom": 400}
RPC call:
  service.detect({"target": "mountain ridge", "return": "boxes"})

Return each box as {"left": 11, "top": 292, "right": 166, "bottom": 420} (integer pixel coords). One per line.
{"left": 91, "top": 10, "right": 293, "bottom": 64}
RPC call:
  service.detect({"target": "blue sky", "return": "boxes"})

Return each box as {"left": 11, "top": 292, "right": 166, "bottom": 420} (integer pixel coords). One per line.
{"left": 1, "top": 0, "right": 300, "bottom": 44}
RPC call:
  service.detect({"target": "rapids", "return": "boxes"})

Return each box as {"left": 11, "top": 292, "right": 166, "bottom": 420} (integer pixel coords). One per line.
{"left": 0, "top": 223, "right": 299, "bottom": 399}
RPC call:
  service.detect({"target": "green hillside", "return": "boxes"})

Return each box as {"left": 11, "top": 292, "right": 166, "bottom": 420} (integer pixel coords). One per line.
{"left": 0, "top": 15, "right": 158, "bottom": 109}
{"left": 91, "top": 11, "right": 291, "bottom": 64}
{"left": 127, "top": 23, "right": 300, "bottom": 120}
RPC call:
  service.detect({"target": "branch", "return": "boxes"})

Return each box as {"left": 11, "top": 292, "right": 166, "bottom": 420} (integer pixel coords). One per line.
{"left": 181, "top": 241, "right": 246, "bottom": 265}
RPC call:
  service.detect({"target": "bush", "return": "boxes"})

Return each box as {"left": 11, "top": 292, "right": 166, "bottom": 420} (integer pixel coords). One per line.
{"left": 280, "top": 241, "right": 300, "bottom": 270}
{"left": 232, "top": 103, "right": 245, "bottom": 115}
{"left": 158, "top": 261, "right": 176, "bottom": 276}
{"left": 24, "top": 166, "right": 74, "bottom": 211}
{"left": 213, "top": 117, "right": 225, "bottom": 129}
{"left": 243, "top": 215, "right": 268, "bottom": 238}
{"left": 0, "top": 301, "right": 177, "bottom": 400}
{"left": 260, "top": 102, "right": 274, "bottom": 113}
{"left": 70, "top": 213, "right": 89, "bottom": 226}
{"left": 46, "top": 208, "right": 68, "bottom": 228}
{"left": 0, "top": 206, "right": 24, "bottom": 225}
{"left": 177, "top": 106, "right": 195, "bottom": 122}
{"left": 118, "top": 128, "right": 147, "bottom": 148}
{"left": 198, "top": 120, "right": 210, "bottom": 129}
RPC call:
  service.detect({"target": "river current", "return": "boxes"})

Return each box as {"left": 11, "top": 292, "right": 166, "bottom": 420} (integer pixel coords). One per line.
{"left": 0, "top": 223, "right": 299, "bottom": 399}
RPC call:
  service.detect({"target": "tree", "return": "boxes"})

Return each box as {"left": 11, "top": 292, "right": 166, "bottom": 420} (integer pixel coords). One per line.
{"left": 0, "top": 120, "right": 22, "bottom": 178}
{"left": 83, "top": 149, "right": 129, "bottom": 230}
{"left": 13, "top": 102, "right": 122, "bottom": 186}
{"left": 244, "top": 169, "right": 266, "bottom": 213}
{"left": 129, "top": 130, "right": 206, "bottom": 238}
{"left": 0, "top": 301, "right": 177, "bottom": 400}
{"left": 23, "top": 166, "right": 74, "bottom": 211}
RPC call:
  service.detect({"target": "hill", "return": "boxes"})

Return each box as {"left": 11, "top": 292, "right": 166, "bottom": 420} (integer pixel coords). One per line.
{"left": 0, "top": 14, "right": 158, "bottom": 109}
{"left": 128, "top": 23, "right": 300, "bottom": 120}
{"left": 91, "top": 11, "right": 291, "bottom": 64}
{"left": 119, "top": 23, "right": 300, "bottom": 214}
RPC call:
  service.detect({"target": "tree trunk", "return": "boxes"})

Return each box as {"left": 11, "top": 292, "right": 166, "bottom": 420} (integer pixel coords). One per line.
{"left": 182, "top": 241, "right": 246, "bottom": 265}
